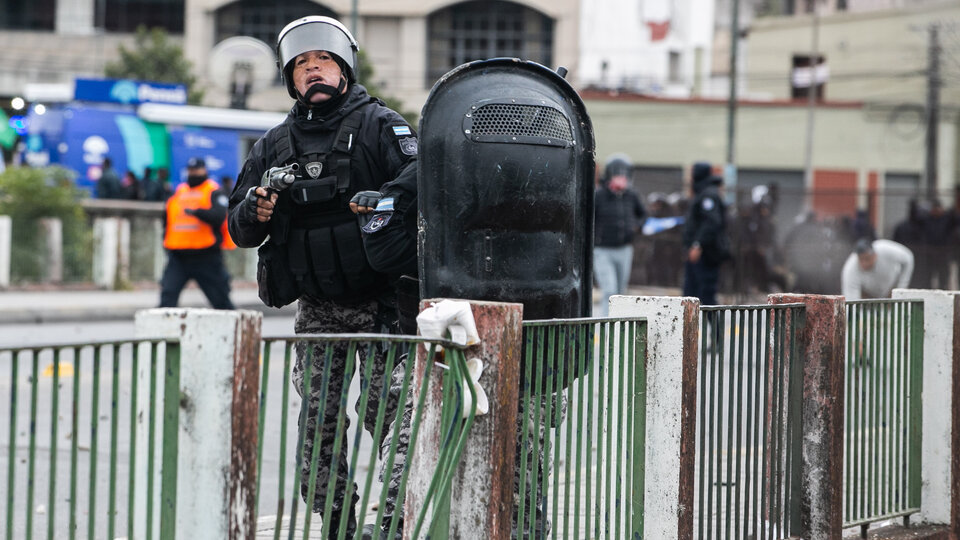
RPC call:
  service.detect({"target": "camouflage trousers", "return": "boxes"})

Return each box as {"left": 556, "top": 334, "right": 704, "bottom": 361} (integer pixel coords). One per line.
{"left": 292, "top": 296, "right": 399, "bottom": 516}
{"left": 379, "top": 357, "right": 567, "bottom": 539}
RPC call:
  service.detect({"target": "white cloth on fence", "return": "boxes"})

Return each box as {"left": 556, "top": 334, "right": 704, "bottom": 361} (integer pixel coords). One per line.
{"left": 416, "top": 300, "right": 488, "bottom": 417}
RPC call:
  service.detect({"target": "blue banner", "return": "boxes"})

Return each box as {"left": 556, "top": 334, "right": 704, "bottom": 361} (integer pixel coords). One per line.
{"left": 75, "top": 78, "right": 188, "bottom": 105}
{"left": 169, "top": 127, "right": 240, "bottom": 188}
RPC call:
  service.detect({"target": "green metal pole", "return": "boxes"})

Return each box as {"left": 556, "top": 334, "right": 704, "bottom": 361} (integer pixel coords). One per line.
{"left": 273, "top": 343, "right": 292, "bottom": 540}
{"left": 159, "top": 343, "right": 181, "bottom": 540}
{"left": 5, "top": 350, "right": 19, "bottom": 540}
{"left": 27, "top": 352, "right": 39, "bottom": 540}
{"left": 255, "top": 341, "right": 271, "bottom": 516}
{"left": 146, "top": 345, "right": 159, "bottom": 540}
{"left": 631, "top": 320, "right": 647, "bottom": 539}
{"left": 47, "top": 349, "right": 62, "bottom": 540}
{"left": 107, "top": 350, "right": 121, "bottom": 540}
{"left": 69, "top": 349, "right": 82, "bottom": 540}
{"left": 127, "top": 344, "right": 140, "bottom": 540}
{"left": 907, "top": 302, "right": 923, "bottom": 508}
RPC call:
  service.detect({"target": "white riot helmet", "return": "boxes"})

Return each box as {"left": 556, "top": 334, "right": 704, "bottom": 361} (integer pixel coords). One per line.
{"left": 276, "top": 16, "right": 359, "bottom": 99}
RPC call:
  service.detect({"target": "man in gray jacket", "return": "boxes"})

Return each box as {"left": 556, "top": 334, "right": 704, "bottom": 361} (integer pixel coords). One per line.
{"left": 841, "top": 238, "right": 914, "bottom": 300}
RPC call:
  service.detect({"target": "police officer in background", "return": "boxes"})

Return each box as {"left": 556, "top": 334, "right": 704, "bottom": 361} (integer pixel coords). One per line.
{"left": 226, "top": 16, "right": 417, "bottom": 538}
{"left": 682, "top": 162, "right": 729, "bottom": 328}
{"left": 159, "top": 157, "right": 235, "bottom": 309}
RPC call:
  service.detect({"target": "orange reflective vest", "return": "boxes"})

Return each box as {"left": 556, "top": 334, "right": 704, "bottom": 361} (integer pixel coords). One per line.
{"left": 220, "top": 220, "right": 237, "bottom": 250}
{"left": 164, "top": 179, "right": 221, "bottom": 250}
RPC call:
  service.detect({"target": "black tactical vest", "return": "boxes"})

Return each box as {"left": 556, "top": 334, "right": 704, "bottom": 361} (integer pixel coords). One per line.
{"left": 265, "top": 108, "right": 387, "bottom": 303}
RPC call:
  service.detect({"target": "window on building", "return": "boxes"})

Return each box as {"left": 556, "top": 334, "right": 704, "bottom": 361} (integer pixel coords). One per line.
{"left": 668, "top": 51, "right": 682, "bottom": 84}
{"left": 215, "top": 0, "right": 337, "bottom": 47}
{"left": 103, "top": 0, "right": 185, "bottom": 33}
{"left": 0, "top": 0, "right": 55, "bottom": 30}
{"left": 426, "top": 1, "right": 554, "bottom": 86}
{"left": 791, "top": 53, "right": 826, "bottom": 100}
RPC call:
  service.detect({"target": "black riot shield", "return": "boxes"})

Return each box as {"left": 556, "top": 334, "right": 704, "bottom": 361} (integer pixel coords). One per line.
{"left": 418, "top": 58, "right": 596, "bottom": 388}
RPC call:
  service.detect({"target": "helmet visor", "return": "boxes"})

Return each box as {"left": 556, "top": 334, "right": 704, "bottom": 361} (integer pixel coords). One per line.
{"left": 278, "top": 18, "right": 357, "bottom": 79}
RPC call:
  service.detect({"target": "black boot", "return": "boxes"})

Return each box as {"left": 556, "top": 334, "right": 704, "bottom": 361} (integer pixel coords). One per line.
{"left": 327, "top": 495, "right": 358, "bottom": 540}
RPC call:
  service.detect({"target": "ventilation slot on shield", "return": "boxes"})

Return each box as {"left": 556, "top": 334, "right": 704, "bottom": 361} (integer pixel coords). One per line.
{"left": 465, "top": 103, "right": 574, "bottom": 147}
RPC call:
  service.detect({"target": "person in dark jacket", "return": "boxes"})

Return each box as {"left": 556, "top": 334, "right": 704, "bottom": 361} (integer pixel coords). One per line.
{"left": 226, "top": 16, "right": 416, "bottom": 538}
{"left": 682, "top": 161, "right": 729, "bottom": 308}
{"left": 96, "top": 157, "right": 123, "bottom": 199}
{"left": 593, "top": 154, "right": 646, "bottom": 315}
{"left": 892, "top": 199, "right": 926, "bottom": 288}
{"left": 924, "top": 199, "right": 954, "bottom": 288}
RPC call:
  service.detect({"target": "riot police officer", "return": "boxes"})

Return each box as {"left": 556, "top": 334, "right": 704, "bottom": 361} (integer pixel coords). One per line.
{"left": 226, "top": 15, "right": 417, "bottom": 538}
{"left": 682, "top": 162, "right": 730, "bottom": 339}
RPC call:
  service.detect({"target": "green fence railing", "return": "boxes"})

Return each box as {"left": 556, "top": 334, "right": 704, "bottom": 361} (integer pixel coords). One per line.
{"left": 254, "top": 333, "right": 473, "bottom": 540}
{"left": 517, "top": 317, "right": 648, "bottom": 540}
{"left": 843, "top": 299, "right": 923, "bottom": 533}
{"left": 694, "top": 304, "right": 806, "bottom": 540}
{"left": 1, "top": 339, "right": 180, "bottom": 540}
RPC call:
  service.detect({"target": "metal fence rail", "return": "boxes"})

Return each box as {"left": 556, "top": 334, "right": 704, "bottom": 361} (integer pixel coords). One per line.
{"left": 842, "top": 299, "right": 923, "bottom": 531}
{"left": 254, "top": 334, "right": 472, "bottom": 540}
{"left": 517, "top": 317, "right": 647, "bottom": 539}
{"left": 1, "top": 339, "right": 180, "bottom": 540}
{"left": 693, "top": 304, "right": 806, "bottom": 540}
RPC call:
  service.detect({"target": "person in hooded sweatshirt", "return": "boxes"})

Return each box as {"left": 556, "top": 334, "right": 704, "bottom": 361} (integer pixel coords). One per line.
{"left": 682, "top": 161, "right": 730, "bottom": 310}
{"left": 226, "top": 16, "right": 416, "bottom": 539}
{"left": 593, "top": 154, "right": 647, "bottom": 316}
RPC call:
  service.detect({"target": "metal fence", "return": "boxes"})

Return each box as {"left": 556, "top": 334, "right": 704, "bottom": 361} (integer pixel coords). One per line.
{"left": 517, "top": 317, "right": 647, "bottom": 539}
{"left": 693, "top": 304, "right": 806, "bottom": 540}
{"left": 2, "top": 339, "right": 180, "bottom": 540}
{"left": 254, "top": 334, "right": 473, "bottom": 540}
{"left": 842, "top": 299, "right": 923, "bottom": 532}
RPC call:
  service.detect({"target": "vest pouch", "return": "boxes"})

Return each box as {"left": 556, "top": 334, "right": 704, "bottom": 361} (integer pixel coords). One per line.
{"left": 306, "top": 228, "right": 347, "bottom": 298}
{"left": 332, "top": 222, "right": 381, "bottom": 292}
{"left": 257, "top": 241, "right": 300, "bottom": 308}
{"left": 291, "top": 176, "right": 337, "bottom": 204}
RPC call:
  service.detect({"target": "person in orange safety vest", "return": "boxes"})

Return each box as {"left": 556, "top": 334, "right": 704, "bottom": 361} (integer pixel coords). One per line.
{"left": 159, "top": 157, "right": 235, "bottom": 309}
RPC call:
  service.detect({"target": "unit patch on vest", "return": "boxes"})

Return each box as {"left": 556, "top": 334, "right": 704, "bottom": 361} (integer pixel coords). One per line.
{"left": 305, "top": 162, "right": 323, "bottom": 179}
{"left": 398, "top": 137, "right": 418, "bottom": 156}
{"left": 361, "top": 212, "right": 393, "bottom": 234}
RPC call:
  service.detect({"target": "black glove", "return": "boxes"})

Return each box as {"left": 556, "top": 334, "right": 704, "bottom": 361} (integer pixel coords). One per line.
{"left": 244, "top": 186, "right": 262, "bottom": 214}
{"left": 350, "top": 190, "right": 382, "bottom": 210}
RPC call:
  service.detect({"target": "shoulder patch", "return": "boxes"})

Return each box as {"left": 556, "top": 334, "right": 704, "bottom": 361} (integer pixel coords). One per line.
{"left": 375, "top": 197, "right": 395, "bottom": 212}
{"left": 702, "top": 198, "right": 715, "bottom": 211}
{"left": 392, "top": 125, "right": 412, "bottom": 136}
{"left": 215, "top": 194, "right": 229, "bottom": 207}
{"left": 361, "top": 212, "right": 393, "bottom": 234}
{"left": 398, "top": 137, "right": 418, "bottom": 156}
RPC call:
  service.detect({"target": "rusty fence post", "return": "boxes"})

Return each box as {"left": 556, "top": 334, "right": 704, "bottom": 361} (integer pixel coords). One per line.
{"left": 768, "top": 294, "right": 845, "bottom": 540}
{"left": 893, "top": 289, "right": 960, "bottom": 534}
{"left": 609, "top": 295, "right": 699, "bottom": 540}
{"left": 404, "top": 299, "right": 523, "bottom": 540}
{"left": 134, "top": 308, "right": 262, "bottom": 540}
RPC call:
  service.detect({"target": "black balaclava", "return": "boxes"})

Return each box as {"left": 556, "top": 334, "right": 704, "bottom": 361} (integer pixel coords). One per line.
{"left": 186, "top": 173, "right": 206, "bottom": 187}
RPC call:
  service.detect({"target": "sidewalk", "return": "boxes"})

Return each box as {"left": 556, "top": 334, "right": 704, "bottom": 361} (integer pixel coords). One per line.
{"left": 0, "top": 283, "right": 696, "bottom": 326}
{"left": 0, "top": 281, "right": 295, "bottom": 324}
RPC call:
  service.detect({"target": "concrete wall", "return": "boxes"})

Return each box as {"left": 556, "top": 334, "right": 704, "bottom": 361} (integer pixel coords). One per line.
{"left": 584, "top": 95, "right": 945, "bottom": 181}
{"left": 892, "top": 289, "right": 960, "bottom": 530}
